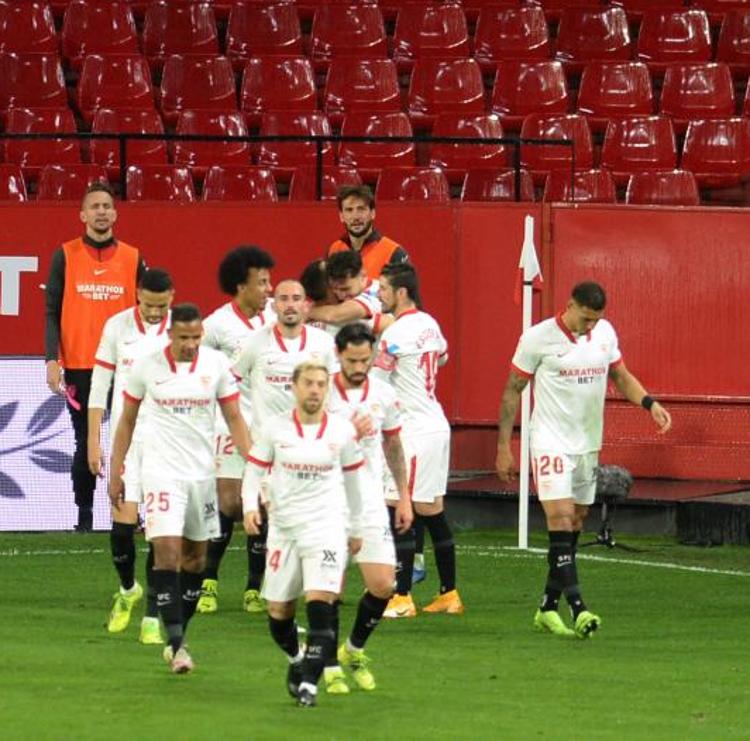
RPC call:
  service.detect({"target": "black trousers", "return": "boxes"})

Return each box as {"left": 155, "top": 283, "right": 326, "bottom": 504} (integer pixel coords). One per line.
{"left": 64, "top": 368, "right": 97, "bottom": 510}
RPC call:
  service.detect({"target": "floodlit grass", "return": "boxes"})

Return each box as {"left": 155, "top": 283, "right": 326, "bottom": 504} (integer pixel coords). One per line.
{"left": 1, "top": 530, "right": 749, "bottom": 740}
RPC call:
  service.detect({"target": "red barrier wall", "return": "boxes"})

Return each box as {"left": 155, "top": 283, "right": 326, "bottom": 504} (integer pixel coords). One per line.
{"left": 1, "top": 201, "right": 747, "bottom": 480}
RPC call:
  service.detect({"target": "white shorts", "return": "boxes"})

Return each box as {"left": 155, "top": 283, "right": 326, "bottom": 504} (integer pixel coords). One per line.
{"left": 141, "top": 475, "right": 220, "bottom": 542}
{"left": 387, "top": 430, "right": 450, "bottom": 504}
{"left": 261, "top": 526, "right": 348, "bottom": 603}
{"left": 215, "top": 433, "right": 245, "bottom": 480}
{"left": 355, "top": 521, "right": 396, "bottom": 566}
{"left": 532, "top": 450, "right": 598, "bottom": 506}
{"left": 122, "top": 439, "right": 144, "bottom": 504}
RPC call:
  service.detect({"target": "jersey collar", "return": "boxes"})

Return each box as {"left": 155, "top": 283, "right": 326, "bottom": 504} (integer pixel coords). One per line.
{"left": 274, "top": 325, "right": 306, "bottom": 352}
{"left": 334, "top": 372, "right": 369, "bottom": 402}
{"left": 396, "top": 308, "right": 419, "bottom": 321}
{"left": 555, "top": 312, "right": 591, "bottom": 343}
{"left": 232, "top": 301, "right": 265, "bottom": 330}
{"left": 134, "top": 308, "right": 169, "bottom": 335}
{"left": 164, "top": 346, "right": 199, "bottom": 373}
{"left": 292, "top": 409, "right": 328, "bottom": 439}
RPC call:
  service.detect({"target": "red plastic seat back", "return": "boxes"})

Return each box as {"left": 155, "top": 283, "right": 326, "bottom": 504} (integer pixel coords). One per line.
{"left": 376, "top": 166, "right": 450, "bottom": 202}
{"left": 660, "top": 63, "right": 735, "bottom": 127}
{"left": 577, "top": 62, "right": 654, "bottom": 128}
{"left": 636, "top": 10, "right": 712, "bottom": 70}
{"left": 555, "top": 7, "right": 632, "bottom": 68}
{"left": 310, "top": 5, "right": 387, "bottom": 69}
{"left": 126, "top": 164, "right": 195, "bottom": 201}
{"left": 520, "top": 113, "right": 594, "bottom": 180}
{"left": 257, "top": 111, "right": 334, "bottom": 173}
{"left": 543, "top": 169, "right": 617, "bottom": 203}
{"left": 430, "top": 113, "right": 507, "bottom": 178}
{"left": 226, "top": 3, "right": 303, "bottom": 70}
{"left": 173, "top": 110, "right": 250, "bottom": 173}
{"left": 91, "top": 108, "right": 167, "bottom": 176}
{"left": 474, "top": 5, "right": 550, "bottom": 69}
{"left": 202, "top": 165, "right": 278, "bottom": 202}
{"left": 625, "top": 169, "right": 700, "bottom": 206}
{"left": 0, "top": 163, "right": 27, "bottom": 201}
{"left": 288, "top": 165, "right": 362, "bottom": 201}
{"left": 461, "top": 167, "right": 535, "bottom": 201}
{"left": 37, "top": 163, "right": 108, "bottom": 200}
{"left": 338, "top": 111, "right": 416, "bottom": 176}
{"left": 0, "top": 53, "right": 67, "bottom": 116}
{"left": 0, "top": 1, "right": 57, "bottom": 55}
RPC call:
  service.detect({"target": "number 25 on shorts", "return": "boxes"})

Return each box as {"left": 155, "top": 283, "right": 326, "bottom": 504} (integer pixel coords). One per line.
{"left": 145, "top": 491, "right": 170, "bottom": 513}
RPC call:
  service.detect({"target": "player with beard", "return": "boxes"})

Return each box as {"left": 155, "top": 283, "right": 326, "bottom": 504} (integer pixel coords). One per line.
{"left": 327, "top": 185, "right": 409, "bottom": 280}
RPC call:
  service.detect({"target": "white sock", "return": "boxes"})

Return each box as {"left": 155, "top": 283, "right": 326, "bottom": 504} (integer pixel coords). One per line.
{"left": 121, "top": 582, "right": 139, "bottom": 596}
{"left": 299, "top": 682, "right": 317, "bottom": 695}
{"left": 414, "top": 554, "right": 425, "bottom": 569}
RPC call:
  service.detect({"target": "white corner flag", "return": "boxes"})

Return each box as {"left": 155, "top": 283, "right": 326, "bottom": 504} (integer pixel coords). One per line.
{"left": 516, "top": 214, "right": 542, "bottom": 550}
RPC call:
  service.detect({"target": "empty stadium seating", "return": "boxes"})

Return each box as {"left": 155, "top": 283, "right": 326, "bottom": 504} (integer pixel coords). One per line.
{"left": 125, "top": 164, "right": 195, "bottom": 201}
{"left": 257, "top": 111, "right": 334, "bottom": 177}
{"left": 636, "top": 10, "right": 712, "bottom": 72}
{"left": 716, "top": 10, "right": 750, "bottom": 75}
{"left": 520, "top": 113, "right": 594, "bottom": 182}
{"left": 625, "top": 169, "right": 701, "bottom": 206}
{"left": 376, "top": 167, "right": 451, "bottom": 203}
{"left": 543, "top": 169, "right": 618, "bottom": 203}
{"left": 0, "top": 164, "right": 27, "bottom": 201}
{"left": 202, "top": 165, "right": 278, "bottom": 202}
{"left": 681, "top": 117, "right": 749, "bottom": 187}
{"left": 173, "top": 110, "right": 250, "bottom": 177}
{"left": 555, "top": 7, "right": 632, "bottom": 72}
{"left": 0, "top": 54, "right": 67, "bottom": 123}
{"left": 473, "top": 5, "right": 551, "bottom": 70}
{"left": 37, "top": 163, "right": 108, "bottom": 201}
{"left": 310, "top": 4, "right": 387, "bottom": 70}
{"left": 288, "top": 166, "right": 363, "bottom": 201}
{"left": 460, "top": 168, "right": 535, "bottom": 202}
{"left": 0, "top": 1, "right": 57, "bottom": 55}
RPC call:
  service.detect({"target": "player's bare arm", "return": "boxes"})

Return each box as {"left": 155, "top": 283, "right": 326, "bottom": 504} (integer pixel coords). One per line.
{"left": 220, "top": 397, "right": 252, "bottom": 460}
{"left": 108, "top": 397, "right": 140, "bottom": 510}
{"left": 241, "top": 454, "right": 266, "bottom": 535}
{"left": 308, "top": 300, "right": 368, "bottom": 325}
{"left": 382, "top": 433, "right": 414, "bottom": 533}
{"left": 609, "top": 362, "right": 672, "bottom": 434}
{"left": 496, "top": 370, "right": 530, "bottom": 482}
{"left": 45, "top": 359, "right": 64, "bottom": 395}
{"left": 87, "top": 407, "right": 106, "bottom": 476}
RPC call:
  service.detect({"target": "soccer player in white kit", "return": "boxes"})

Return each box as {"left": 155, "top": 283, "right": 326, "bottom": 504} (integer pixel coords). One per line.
{"left": 496, "top": 282, "right": 672, "bottom": 639}
{"left": 325, "top": 323, "right": 413, "bottom": 694}
{"left": 87, "top": 268, "right": 174, "bottom": 643}
{"left": 374, "top": 263, "right": 465, "bottom": 617}
{"left": 241, "top": 362, "right": 366, "bottom": 708}
{"left": 197, "top": 245, "right": 275, "bottom": 615}
{"left": 109, "top": 304, "right": 251, "bottom": 674}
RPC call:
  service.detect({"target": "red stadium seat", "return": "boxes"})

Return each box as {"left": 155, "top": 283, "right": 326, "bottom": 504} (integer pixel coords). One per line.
{"left": 610, "top": 2, "right": 688, "bottom": 23}
{"left": 375, "top": 167, "right": 450, "bottom": 203}
{"left": 5, "top": 108, "right": 80, "bottom": 180}
{"left": 37, "top": 163, "right": 108, "bottom": 200}
{"left": 636, "top": 10, "right": 712, "bottom": 73}
{"left": 539, "top": 0, "right": 609, "bottom": 22}
{"left": 90, "top": 109, "right": 167, "bottom": 179}
{"left": 338, "top": 111, "right": 416, "bottom": 179}
{"left": 257, "top": 111, "right": 334, "bottom": 178}
{"left": 473, "top": 5, "right": 551, "bottom": 71}
{"left": 429, "top": 113, "right": 507, "bottom": 183}
{"left": 0, "top": 163, "right": 27, "bottom": 201}
{"left": 241, "top": 57, "right": 317, "bottom": 129}
{"left": 0, "top": 1, "right": 57, "bottom": 55}
{"left": 716, "top": 11, "right": 750, "bottom": 76}
{"left": 61, "top": 1, "right": 139, "bottom": 71}
{"left": 577, "top": 62, "right": 654, "bottom": 133}
{"left": 555, "top": 7, "right": 632, "bottom": 72}
{"left": 160, "top": 55, "right": 237, "bottom": 126}
{"left": 681, "top": 117, "right": 749, "bottom": 187}
{"left": 143, "top": 1, "right": 219, "bottom": 72}
{"left": 692, "top": 1, "right": 750, "bottom": 25}
{"left": 460, "top": 167, "right": 535, "bottom": 201}
{"left": 625, "top": 169, "right": 700, "bottom": 206}
{"left": 520, "top": 113, "right": 594, "bottom": 183}
{"left": 0, "top": 54, "right": 67, "bottom": 121}
{"left": 600, "top": 116, "right": 678, "bottom": 184}
{"left": 407, "top": 58, "right": 485, "bottom": 129}
{"left": 491, "top": 60, "right": 569, "bottom": 130}
{"left": 323, "top": 58, "right": 401, "bottom": 128}
{"left": 288, "top": 165, "right": 362, "bottom": 201}
{"left": 77, "top": 54, "right": 155, "bottom": 125}
{"left": 226, "top": 3, "right": 303, "bottom": 71}
{"left": 202, "top": 165, "right": 278, "bottom": 202}
{"left": 392, "top": 3, "right": 470, "bottom": 72}
{"left": 660, "top": 63, "right": 735, "bottom": 133}
{"left": 543, "top": 169, "right": 617, "bottom": 203}
{"left": 173, "top": 110, "right": 250, "bottom": 177}
{"left": 125, "top": 164, "right": 195, "bottom": 201}
{"left": 310, "top": 5, "right": 387, "bottom": 71}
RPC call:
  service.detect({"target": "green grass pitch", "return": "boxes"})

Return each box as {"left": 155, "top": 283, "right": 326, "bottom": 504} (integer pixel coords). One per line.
{"left": 1, "top": 529, "right": 749, "bottom": 741}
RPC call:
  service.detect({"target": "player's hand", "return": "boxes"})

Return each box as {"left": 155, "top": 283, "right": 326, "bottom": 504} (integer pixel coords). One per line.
{"left": 351, "top": 411, "right": 375, "bottom": 441}
{"left": 495, "top": 444, "right": 516, "bottom": 483}
{"left": 109, "top": 475, "right": 124, "bottom": 511}
{"left": 348, "top": 537, "right": 363, "bottom": 556}
{"left": 651, "top": 402, "right": 672, "bottom": 434}
{"left": 243, "top": 510, "right": 262, "bottom": 536}
{"left": 395, "top": 498, "right": 413, "bottom": 534}
{"left": 87, "top": 440, "right": 104, "bottom": 477}
{"left": 46, "top": 360, "right": 64, "bottom": 395}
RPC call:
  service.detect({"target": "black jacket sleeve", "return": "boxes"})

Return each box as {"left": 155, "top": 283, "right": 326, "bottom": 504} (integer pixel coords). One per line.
{"left": 44, "top": 248, "right": 65, "bottom": 362}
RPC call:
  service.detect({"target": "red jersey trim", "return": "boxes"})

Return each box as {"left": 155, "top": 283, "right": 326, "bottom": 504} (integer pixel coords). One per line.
{"left": 157, "top": 313, "right": 169, "bottom": 335}
{"left": 273, "top": 325, "right": 306, "bottom": 352}
{"left": 343, "top": 459, "right": 364, "bottom": 472}
{"left": 382, "top": 426, "right": 401, "bottom": 437}
{"left": 247, "top": 454, "right": 272, "bottom": 469}
{"left": 396, "top": 308, "right": 419, "bottom": 321}
{"left": 122, "top": 390, "right": 142, "bottom": 403}
{"left": 134, "top": 306, "right": 146, "bottom": 335}
{"left": 164, "top": 346, "right": 176, "bottom": 373}
{"left": 95, "top": 358, "right": 116, "bottom": 371}
{"left": 232, "top": 301, "right": 264, "bottom": 330}
{"left": 555, "top": 313, "right": 577, "bottom": 343}
{"left": 292, "top": 409, "right": 328, "bottom": 439}
{"left": 333, "top": 374, "right": 369, "bottom": 402}
{"left": 231, "top": 369, "right": 242, "bottom": 381}
{"left": 373, "top": 313, "right": 382, "bottom": 335}
{"left": 218, "top": 391, "right": 240, "bottom": 404}
{"left": 511, "top": 362, "right": 534, "bottom": 380}
{"left": 352, "top": 297, "right": 373, "bottom": 319}
{"left": 407, "top": 455, "right": 417, "bottom": 499}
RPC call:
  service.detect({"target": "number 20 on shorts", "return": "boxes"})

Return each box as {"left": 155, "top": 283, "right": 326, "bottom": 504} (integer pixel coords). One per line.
{"left": 533, "top": 455, "right": 564, "bottom": 480}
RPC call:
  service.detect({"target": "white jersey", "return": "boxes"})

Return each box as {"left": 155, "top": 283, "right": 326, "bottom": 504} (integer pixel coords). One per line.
{"left": 202, "top": 301, "right": 275, "bottom": 427}
{"left": 124, "top": 346, "right": 239, "bottom": 479}
{"left": 308, "top": 280, "right": 385, "bottom": 338}
{"left": 245, "top": 410, "right": 365, "bottom": 537}
{"left": 232, "top": 324, "right": 337, "bottom": 431}
{"left": 327, "top": 373, "right": 402, "bottom": 523}
{"left": 373, "top": 308, "right": 449, "bottom": 435}
{"left": 512, "top": 314, "right": 622, "bottom": 455}
{"left": 90, "top": 307, "right": 170, "bottom": 437}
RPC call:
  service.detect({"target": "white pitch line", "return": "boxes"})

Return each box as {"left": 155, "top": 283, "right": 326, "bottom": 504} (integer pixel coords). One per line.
{"left": 1, "top": 542, "right": 749, "bottom": 578}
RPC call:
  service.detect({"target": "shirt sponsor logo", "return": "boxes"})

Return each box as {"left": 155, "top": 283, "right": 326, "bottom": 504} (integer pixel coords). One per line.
{"left": 75, "top": 282, "right": 125, "bottom": 301}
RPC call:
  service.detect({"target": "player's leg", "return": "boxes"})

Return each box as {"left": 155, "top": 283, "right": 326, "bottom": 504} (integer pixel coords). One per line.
{"left": 106, "top": 500, "right": 142, "bottom": 633}
{"left": 383, "top": 503, "right": 417, "bottom": 618}
{"left": 180, "top": 537, "right": 207, "bottom": 657}
{"left": 244, "top": 504, "right": 268, "bottom": 613}
{"left": 413, "top": 517, "right": 426, "bottom": 583}
{"left": 140, "top": 542, "right": 163, "bottom": 644}
{"left": 323, "top": 578, "right": 348, "bottom": 695}
{"left": 65, "top": 369, "right": 96, "bottom": 532}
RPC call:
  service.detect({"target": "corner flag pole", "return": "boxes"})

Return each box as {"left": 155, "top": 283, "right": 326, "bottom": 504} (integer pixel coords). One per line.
{"left": 517, "top": 214, "right": 542, "bottom": 550}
